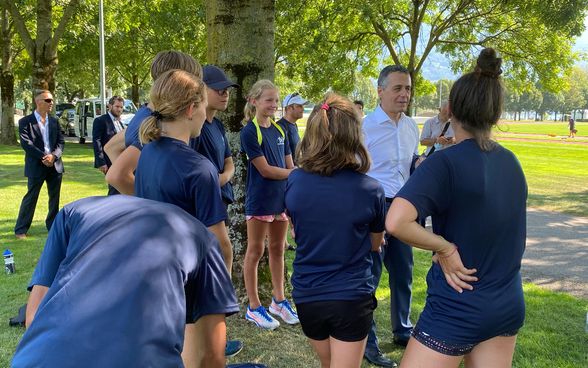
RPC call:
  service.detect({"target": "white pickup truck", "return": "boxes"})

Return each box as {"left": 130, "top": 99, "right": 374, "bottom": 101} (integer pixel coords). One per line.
{"left": 74, "top": 98, "right": 137, "bottom": 144}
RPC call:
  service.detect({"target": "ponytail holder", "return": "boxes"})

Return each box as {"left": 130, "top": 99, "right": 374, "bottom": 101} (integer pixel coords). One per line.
{"left": 151, "top": 110, "right": 163, "bottom": 120}
{"left": 321, "top": 103, "right": 330, "bottom": 111}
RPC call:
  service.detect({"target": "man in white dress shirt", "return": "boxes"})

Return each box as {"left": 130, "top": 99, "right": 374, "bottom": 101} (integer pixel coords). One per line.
{"left": 362, "top": 65, "right": 420, "bottom": 367}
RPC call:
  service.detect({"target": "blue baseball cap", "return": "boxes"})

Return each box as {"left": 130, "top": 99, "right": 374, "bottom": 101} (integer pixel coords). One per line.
{"left": 203, "top": 65, "right": 239, "bottom": 90}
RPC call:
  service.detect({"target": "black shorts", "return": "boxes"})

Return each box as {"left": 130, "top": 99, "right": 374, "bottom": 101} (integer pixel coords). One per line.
{"left": 296, "top": 294, "right": 377, "bottom": 342}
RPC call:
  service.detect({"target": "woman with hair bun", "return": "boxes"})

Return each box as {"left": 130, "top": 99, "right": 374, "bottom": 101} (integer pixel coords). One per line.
{"left": 286, "top": 93, "right": 386, "bottom": 368}
{"left": 386, "top": 48, "right": 527, "bottom": 367}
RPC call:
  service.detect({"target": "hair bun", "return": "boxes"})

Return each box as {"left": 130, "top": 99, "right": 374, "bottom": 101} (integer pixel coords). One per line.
{"left": 475, "top": 48, "right": 502, "bottom": 78}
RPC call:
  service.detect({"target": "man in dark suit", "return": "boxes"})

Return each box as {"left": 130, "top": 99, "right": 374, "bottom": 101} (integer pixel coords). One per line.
{"left": 92, "top": 96, "right": 125, "bottom": 195}
{"left": 14, "top": 89, "right": 65, "bottom": 239}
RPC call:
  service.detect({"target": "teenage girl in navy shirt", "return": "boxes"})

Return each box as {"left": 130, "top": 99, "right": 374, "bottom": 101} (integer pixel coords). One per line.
{"left": 387, "top": 48, "right": 527, "bottom": 367}
{"left": 285, "top": 94, "right": 386, "bottom": 368}
{"left": 240, "top": 80, "right": 298, "bottom": 330}
{"left": 134, "top": 69, "right": 235, "bottom": 368}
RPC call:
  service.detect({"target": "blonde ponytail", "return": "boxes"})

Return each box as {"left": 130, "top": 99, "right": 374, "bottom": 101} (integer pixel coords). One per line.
{"left": 139, "top": 115, "right": 162, "bottom": 145}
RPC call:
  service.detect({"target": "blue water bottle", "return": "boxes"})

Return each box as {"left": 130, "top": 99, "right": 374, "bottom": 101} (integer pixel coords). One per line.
{"left": 4, "top": 249, "right": 15, "bottom": 274}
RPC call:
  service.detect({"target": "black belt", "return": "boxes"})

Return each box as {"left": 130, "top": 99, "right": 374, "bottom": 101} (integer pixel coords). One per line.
{"left": 385, "top": 197, "right": 394, "bottom": 203}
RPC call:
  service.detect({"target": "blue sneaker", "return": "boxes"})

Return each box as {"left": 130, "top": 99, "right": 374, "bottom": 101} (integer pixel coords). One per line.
{"left": 269, "top": 298, "right": 299, "bottom": 325}
{"left": 225, "top": 339, "right": 243, "bottom": 358}
{"left": 245, "top": 305, "right": 280, "bottom": 330}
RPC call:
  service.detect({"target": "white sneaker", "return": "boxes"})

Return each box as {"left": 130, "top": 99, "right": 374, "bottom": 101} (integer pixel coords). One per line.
{"left": 269, "top": 298, "right": 299, "bottom": 325}
{"left": 245, "top": 305, "right": 280, "bottom": 330}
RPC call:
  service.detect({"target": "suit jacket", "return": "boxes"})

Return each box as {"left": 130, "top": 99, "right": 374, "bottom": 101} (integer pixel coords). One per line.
{"left": 19, "top": 113, "right": 64, "bottom": 178}
{"left": 92, "top": 113, "right": 119, "bottom": 168}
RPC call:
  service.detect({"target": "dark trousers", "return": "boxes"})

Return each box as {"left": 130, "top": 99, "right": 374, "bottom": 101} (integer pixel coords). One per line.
{"left": 14, "top": 169, "right": 62, "bottom": 235}
{"left": 107, "top": 184, "right": 120, "bottom": 196}
{"left": 366, "top": 202, "right": 414, "bottom": 351}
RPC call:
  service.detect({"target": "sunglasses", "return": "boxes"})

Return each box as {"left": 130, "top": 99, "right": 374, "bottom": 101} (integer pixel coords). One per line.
{"left": 214, "top": 88, "right": 231, "bottom": 96}
{"left": 43, "top": 98, "right": 54, "bottom": 103}
{"left": 284, "top": 92, "right": 299, "bottom": 107}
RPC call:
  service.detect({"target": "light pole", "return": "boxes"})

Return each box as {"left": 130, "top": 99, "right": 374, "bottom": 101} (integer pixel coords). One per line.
{"left": 99, "top": 0, "right": 106, "bottom": 111}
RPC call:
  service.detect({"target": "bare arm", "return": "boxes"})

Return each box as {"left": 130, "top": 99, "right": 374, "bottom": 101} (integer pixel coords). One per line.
{"left": 105, "top": 145, "right": 141, "bottom": 195}
{"left": 207, "top": 222, "right": 233, "bottom": 277}
{"left": 386, "top": 197, "right": 477, "bottom": 293}
{"left": 25, "top": 285, "right": 49, "bottom": 328}
{"left": 250, "top": 156, "right": 293, "bottom": 180}
{"left": 420, "top": 137, "right": 436, "bottom": 147}
{"left": 218, "top": 157, "right": 234, "bottom": 187}
{"left": 285, "top": 154, "right": 294, "bottom": 169}
{"left": 103, "top": 130, "right": 126, "bottom": 165}
{"left": 370, "top": 231, "right": 385, "bottom": 252}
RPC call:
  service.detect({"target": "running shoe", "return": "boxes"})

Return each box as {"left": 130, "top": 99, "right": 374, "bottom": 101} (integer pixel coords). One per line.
{"left": 245, "top": 305, "right": 280, "bottom": 330}
{"left": 225, "top": 339, "right": 243, "bottom": 358}
{"left": 268, "top": 298, "right": 299, "bottom": 325}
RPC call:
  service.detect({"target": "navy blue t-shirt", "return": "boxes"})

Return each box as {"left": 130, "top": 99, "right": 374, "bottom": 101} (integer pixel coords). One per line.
{"left": 124, "top": 104, "right": 152, "bottom": 149}
{"left": 135, "top": 137, "right": 227, "bottom": 226}
{"left": 12, "top": 196, "right": 238, "bottom": 368}
{"left": 240, "top": 120, "right": 291, "bottom": 215}
{"left": 286, "top": 169, "right": 386, "bottom": 304}
{"left": 190, "top": 117, "right": 234, "bottom": 204}
{"left": 277, "top": 117, "right": 300, "bottom": 163}
{"left": 396, "top": 139, "right": 527, "bottom": 344}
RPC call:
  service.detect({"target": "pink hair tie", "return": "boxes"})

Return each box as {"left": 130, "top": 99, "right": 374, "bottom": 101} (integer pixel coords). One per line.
{"left": 321, "top": 103, "right": 330, "bottom": 111}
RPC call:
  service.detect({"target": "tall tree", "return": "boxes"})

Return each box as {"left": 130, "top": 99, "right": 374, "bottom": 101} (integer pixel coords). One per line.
{"left": 206, "top": 0, "right": 276, "bottom": 300}
{"left": 0, "top": 6, "right": 18, "bottom": 144}
{"left": 3, "top": 0, "right": 80, "bottom": 92}
{"left": 277, "top": 1, "right": 588, "bottom": 112}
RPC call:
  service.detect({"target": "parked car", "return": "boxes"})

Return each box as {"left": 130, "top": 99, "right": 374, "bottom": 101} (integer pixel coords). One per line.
{"left": 58, "top": 109, "right": 76, "bottom": 136}
{"left": 74, "top": 98, "right": 137, "bottom": 144}
{"left": 55, "top": 103, "right": 75, "bottom": 118}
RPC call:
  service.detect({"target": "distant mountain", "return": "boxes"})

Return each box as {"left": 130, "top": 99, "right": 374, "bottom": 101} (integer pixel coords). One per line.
{"left": 420, "top": 51, "right": 458, "bottom": 81}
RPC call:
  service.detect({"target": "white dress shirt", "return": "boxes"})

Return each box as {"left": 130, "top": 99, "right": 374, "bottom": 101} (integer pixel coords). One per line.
{"left": 34, "top": 110, "right": 51, "bottom": 154}
{"left": 108, "top": 112, "right": 124, "bottom": 133}
{"left": 420, "top": 115, "right": 455, "bottom": 155}
{"left": 362, "top": 105, "right": 419, "bottom": 198}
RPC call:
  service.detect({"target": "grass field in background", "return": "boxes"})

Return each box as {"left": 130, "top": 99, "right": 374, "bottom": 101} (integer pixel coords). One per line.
{"left": 495, "top": 121, "right": 588, "bottom": 137}
{"left": 0, "top": 142, "right": 586, "bottom": 367}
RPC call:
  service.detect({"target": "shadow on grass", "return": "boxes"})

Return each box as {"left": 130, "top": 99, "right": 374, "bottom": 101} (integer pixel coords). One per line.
{"left": 527, "top": 190, "right": 588, "bottom": 217}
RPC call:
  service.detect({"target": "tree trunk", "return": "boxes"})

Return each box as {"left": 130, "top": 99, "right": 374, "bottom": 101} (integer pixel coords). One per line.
{"left": 206, "top": 0, "right": 275, "bottom": 303}
{"left": 0, "top": 69, "right": 16, "bottom": 144}
{"left": 131, "top": 73, "right": 139, "bottom": 107}
{"left": 0, "top": 7, "right": 16, "bottom": 145}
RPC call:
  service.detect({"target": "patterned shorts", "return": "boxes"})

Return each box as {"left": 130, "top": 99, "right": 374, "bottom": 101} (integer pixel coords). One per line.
{"left": 246, "top": 212, "right": 288, "bottom": 222}
{"left": 412, "top": 325, "right": 519, "bottom": 356}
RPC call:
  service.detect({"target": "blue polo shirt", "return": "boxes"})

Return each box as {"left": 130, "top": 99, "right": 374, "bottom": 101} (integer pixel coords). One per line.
{"left": 277, "top": 117, "right": 300, "bottom": 163}
{"left": 396, "top": 139, "right": 527, "bottom": 344}
{"left": 286, "top": 169, "right": 386, "bottom": 304}
{"left": 124, "top": 104, "right": 152, "bottom": 149}
{"left": 240, "top": 120, "right": 291, "bottom": 216}
{"left": 12, "top": 196, "right": 238, "bottom": 368}
{"left": 190, "top": 117, "right": 234, "bottom": 204}
{"left": 135, "top": 137, "right": 227, "bottom": 227}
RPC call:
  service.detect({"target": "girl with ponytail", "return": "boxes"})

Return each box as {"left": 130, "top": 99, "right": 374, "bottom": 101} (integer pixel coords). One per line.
{"left": 285, "top": 93, "right": 384, "bottom": 368}
{"left": 239, "top": 79, "right": 297, "bottom": 330}
{"left": 135, "top": 69, "right": 239, "bottom": 368}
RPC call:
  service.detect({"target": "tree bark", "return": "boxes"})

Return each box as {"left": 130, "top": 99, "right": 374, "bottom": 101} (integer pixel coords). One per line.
{"left": 3, "top": 0, "right": 79, "bottom": 95}
{"left": 205, "top": 0, "right": 275, "bottom": 303}
{"left": 0, "top": 6, "right": 16, "bottom": 145}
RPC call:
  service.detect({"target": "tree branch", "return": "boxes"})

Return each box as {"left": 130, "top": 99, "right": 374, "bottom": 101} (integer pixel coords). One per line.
{"left": 51, "top": 0, "right": 80, "bottom": 50}
{"left": 1, "top": 0, "right": 34, "bottom": 56}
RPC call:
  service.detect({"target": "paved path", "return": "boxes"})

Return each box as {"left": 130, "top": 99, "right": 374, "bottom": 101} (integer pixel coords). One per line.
{"left": 523, "top": 208, "right": 588, "bottom": 299}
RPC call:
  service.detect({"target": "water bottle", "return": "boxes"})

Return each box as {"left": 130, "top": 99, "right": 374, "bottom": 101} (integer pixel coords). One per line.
{"left": 4, "top": 249, "right": 15, "bottom": 274}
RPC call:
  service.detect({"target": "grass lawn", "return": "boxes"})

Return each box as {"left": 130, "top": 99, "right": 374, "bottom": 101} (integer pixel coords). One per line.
{"left": 495, "top": 121, "right": 588, "bottom": 137}
{"left": 1, "top": 142, "right": 587, "bottom": 367}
